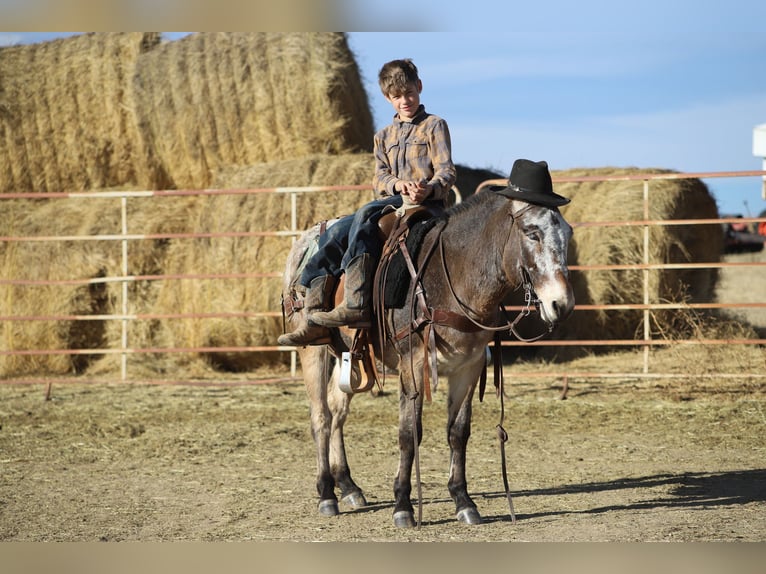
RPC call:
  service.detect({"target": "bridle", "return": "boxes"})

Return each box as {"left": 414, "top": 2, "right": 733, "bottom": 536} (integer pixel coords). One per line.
{"left": 437, "top": 201, "right": 556, "bottom": 343}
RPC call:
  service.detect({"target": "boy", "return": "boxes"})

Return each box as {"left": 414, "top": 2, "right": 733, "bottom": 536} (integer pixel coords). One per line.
{"left": 279, "top": 58, "right": 456, "bottom": 346}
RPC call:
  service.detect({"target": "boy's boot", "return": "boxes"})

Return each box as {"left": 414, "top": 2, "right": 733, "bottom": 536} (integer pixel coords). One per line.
{"left": 277, "top": 275, "right": 336, "bottom": 346}
{"left": 310, "top": 254, "right": 373, "bottom": 329}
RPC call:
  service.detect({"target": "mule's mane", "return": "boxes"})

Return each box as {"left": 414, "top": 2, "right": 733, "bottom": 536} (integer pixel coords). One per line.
{"left": 441, "top": 187, "right": 500, "bottom": 222}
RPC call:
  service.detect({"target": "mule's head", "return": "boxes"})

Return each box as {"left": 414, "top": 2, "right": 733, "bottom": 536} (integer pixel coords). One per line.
{"left": 488, "top": 159, "right": 574, "bottom": 329}
{"left": 509, "top": 200, "right": 575, "bottom": 327}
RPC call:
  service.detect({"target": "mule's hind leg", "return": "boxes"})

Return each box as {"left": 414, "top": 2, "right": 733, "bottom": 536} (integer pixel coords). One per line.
{"left": 302, "top": 347, "right": 367, "bottom": 516}
{"left": 302, "top": 347, "right": 340, "bottom": 516}
{"left": 446, "top": 359, "right": 485, "bottom": 525}
{"left": 327, "top": 366, "right": 367, "bottom": 510}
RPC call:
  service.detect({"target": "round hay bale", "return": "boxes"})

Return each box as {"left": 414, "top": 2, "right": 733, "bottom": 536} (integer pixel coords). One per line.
{"left": 97, "top": 194, "right": 206, "bottom": 377}
{"left": 0, "top": 192, "right": 207, "bottom": 377}
{"left": 213, "top": 153, "right": 376, "bottom": 226}
{"left": 0, "top": 33, "right": 161, "bottom": 195}
{"left": 132, "top": 32, "right": 374, "bottom": 190}
{"left": 551, "top": 167, "right": 723, "bottom": 345}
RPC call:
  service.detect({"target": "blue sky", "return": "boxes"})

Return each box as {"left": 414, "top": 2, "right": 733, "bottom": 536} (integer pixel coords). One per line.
{"left": 2, "top": 6, "right": 765, "bottom": 216}
{"left": 342, "top": 2, "right": 766, "bottom": 217}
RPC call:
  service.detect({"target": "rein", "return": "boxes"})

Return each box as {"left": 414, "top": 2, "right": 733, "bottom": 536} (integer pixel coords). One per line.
{"left": 438, "top": 233, "right": 552, "bottom": 343}
{"left": 375, "top": 199, "right": 562, "bottom": 526}
{"left": 431, "top": 201, "right": 554, "bottom": 524}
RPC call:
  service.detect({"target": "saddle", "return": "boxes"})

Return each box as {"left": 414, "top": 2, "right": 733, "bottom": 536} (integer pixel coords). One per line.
{"left": 286, "top": 204, "right": 490, "bottom": 398}
{"left": 377, "top": 203, "right": 437, "bottom": 239}
{"left": 336, "top": 203, "right": 496, "bottom": 398}
{"left": 334, "top": 204, "right": 443, "bottom": 394}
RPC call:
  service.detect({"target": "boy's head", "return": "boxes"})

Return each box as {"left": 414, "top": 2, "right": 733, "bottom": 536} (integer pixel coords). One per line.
{"left": 378, "top": 59, "right": 421, "bottom": 99}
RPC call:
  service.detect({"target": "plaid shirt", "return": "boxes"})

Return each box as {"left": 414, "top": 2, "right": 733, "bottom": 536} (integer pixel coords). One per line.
{"left": 372, "top": 105, "right": 457, "bottom": 203}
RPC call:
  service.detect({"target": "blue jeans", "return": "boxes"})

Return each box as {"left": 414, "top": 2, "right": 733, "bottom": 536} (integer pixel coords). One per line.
{"left": 341, "top": 195, "right": 404, "bottom": 268}
{"left": 299, "top": 194, "right": 441, "bottom": 287}
{"left": 299, "top": 196, "right": 403, "bottom": 288}
{"left": 298, "top": 214, "right": 353, "bottom": 287}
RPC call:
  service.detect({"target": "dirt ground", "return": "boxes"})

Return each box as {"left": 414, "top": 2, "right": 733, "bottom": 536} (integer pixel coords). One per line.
{"left": 1, "top": 361, "right": 765, "bottom": 542}
{"left": 1, "top": 249, "right": 765, "bottom": 542}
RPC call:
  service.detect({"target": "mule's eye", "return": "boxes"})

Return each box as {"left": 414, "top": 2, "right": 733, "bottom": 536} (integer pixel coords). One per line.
{"left": 524, "top": 229, "right": 541, "bottom": 242}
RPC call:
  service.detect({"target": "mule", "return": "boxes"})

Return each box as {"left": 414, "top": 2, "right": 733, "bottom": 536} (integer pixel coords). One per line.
{"left": 280, "top": 185, "right": 574, "bottom": 528}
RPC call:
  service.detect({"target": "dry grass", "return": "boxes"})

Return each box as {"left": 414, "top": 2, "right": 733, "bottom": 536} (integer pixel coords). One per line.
{"left": 0, "top": 374, "right": 764, "bottom": 541}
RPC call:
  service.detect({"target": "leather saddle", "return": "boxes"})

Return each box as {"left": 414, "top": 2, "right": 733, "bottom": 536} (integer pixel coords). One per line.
{"left": 334, "top": 203, "right": 445, "bottom": 395}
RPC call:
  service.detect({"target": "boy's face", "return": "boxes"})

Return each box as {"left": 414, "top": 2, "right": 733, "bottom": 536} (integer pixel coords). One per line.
{"left": 385, "top": 80, "right": 422, "bottom": 122}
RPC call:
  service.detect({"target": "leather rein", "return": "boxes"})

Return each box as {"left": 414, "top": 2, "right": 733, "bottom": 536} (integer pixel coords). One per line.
{"left": 438, "top": 230, "right": 553, "bottom": 343}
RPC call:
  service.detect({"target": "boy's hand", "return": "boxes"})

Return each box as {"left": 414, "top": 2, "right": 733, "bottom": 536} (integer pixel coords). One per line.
{"left": 402, "top": 179, "right": 431, "bottom": 204}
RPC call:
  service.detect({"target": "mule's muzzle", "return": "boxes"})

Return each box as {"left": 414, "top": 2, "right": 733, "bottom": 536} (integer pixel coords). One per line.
{"left": 539, "top": 287, "right": 575, "bottom": 327}
{"left": 551, "top": 295, "right": 575, "bottom": 323}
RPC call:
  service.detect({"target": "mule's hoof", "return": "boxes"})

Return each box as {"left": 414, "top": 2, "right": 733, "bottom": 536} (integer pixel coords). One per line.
{"left": 341, "top": 491, "right": 368, "bottom": 509}
{"left": 393, "top": 510, "right": 417, "bottom": 528}
{"left": 456, "top": 507, "right": 483, "bottom": 525}
{"left": 318, "top": 499, "right": 339, "bottom": 517}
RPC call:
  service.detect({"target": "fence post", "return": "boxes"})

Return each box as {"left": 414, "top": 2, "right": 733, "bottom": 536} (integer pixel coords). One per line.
{"left": 642, "top": 179, "right": 650, "bottom": 374}
{"left": 121, "top": 195, "right": 129, "bottom": 382}
{"left": 290, "top": 191, "right": 297, "bottom": 378}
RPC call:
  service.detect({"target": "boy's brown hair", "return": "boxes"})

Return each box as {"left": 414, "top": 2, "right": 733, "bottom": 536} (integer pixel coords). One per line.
{"left": 378, "top": 59, "right": 420, "bottom": 97}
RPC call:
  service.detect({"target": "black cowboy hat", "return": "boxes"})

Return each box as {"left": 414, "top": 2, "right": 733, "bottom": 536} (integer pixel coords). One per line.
{"left": 488, "top": 159, "right": 570, "bottom": 207}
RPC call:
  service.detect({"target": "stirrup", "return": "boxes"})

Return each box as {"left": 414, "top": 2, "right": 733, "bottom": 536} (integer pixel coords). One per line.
{"left": 338, "top": 352, "right": 354, "bottom": 393}
{"left": 338, "top": 351, "right": 375, "bottom": 394}
{"left": 337, "top": 330, "right": 379, "bottom": 394}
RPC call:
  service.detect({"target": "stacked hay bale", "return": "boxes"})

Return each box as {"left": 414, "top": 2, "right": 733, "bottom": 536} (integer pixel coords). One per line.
{"left": 0, "top": 198, "right": 121, "bottom": 376}
{"left": 130, "top": 154, "right": 376, "bottom": 373}
{"left": 0, "top": 192, "right": 205, "bottom": 377}
{"left": 0, "top": 32, "right": 161, "bottom": 194}
{"left": 0, "top": 31, "right": 727, "bottom": 377}
{"left": 132, "top": 32, "right": 373, "bottom": 190}
{"left": 0, "top": 32, "right": 376, "bottom": 377}
{"left": 0, "top": 32, "right": 372, "bottom": 195}
{"left": 544, "top": 168, "right": 723, "bottom": 348}
{"left": 138, "top": 156, "right": 499, "bottom": 373}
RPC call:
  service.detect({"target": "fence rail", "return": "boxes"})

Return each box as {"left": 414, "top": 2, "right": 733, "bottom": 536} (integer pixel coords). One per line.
{"left": 1, "top": 171, "right": 765, "bottom": 390}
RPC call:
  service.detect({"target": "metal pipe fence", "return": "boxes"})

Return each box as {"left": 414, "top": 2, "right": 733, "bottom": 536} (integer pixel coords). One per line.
{"left": 1, "top": 172, "right": 765, "bottom": 389}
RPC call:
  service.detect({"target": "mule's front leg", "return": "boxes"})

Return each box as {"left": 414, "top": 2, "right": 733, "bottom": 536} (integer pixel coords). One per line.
{"left": 447, "top": 370, "right": 482, "bottom": 525}
{"left": 392, "top": 382, "right": 424, "bottom": 528}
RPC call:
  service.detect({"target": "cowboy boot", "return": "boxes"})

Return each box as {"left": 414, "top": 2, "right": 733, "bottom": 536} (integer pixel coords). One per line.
{"left": 310, "top": 253, "right": 373, "bottom": 329}
{"left": 277, "top": 275, "right": 336, "bottom": 346}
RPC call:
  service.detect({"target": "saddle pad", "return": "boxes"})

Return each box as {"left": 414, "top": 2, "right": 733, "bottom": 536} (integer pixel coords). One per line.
{"left": 382, "top": 217, "right": 440, "bottom": 308}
